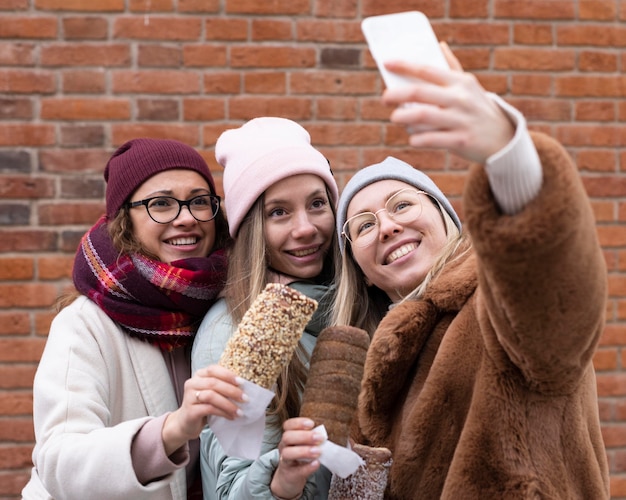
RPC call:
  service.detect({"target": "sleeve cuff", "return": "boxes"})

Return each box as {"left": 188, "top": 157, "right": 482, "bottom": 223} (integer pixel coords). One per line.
{"left": 484, "top": 93, "right": 543, "bottom": 215}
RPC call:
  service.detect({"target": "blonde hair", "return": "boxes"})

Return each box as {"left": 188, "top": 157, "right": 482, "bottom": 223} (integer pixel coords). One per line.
{"left": 331, "top": 196, "right": 462, "bottom": 334}
{"left": 224, "top": 190, "right": 338, "bottom": 426}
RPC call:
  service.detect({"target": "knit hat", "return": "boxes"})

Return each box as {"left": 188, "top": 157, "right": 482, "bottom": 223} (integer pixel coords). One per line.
{"left": 337, "top": 156, "right": 461, "bottom": 252}
{"left": 104, "top": 138, "right": 216, "bottom": 220}
{"left": 215, "top": 117, "right": 339, "bottom": 237}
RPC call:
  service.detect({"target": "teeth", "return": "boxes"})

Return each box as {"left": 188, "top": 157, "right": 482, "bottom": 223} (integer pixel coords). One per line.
{"left": 386, "top": 243, "right": 418, "bottom": 264}
{"left": 291, "top": 247, "right": 318, "bottom": 257}
{"left": 169, "top": 237, "right": 197, "bottom": 246}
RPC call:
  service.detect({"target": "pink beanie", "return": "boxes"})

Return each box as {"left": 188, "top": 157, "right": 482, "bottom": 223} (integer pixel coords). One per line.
{"left": 215, "top": 117, "right": 338, "bottom": 237}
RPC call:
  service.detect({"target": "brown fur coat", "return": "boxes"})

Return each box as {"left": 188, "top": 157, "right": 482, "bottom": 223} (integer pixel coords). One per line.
{"left": 357, "top": 132, "right": 609, "bottom": 499}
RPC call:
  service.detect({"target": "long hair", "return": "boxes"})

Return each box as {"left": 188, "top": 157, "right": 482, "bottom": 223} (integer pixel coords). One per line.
{"left": 224, "top": 189, "right": 337, "bottom": 427}
{"left": 331, "top": 195, "right": 462, "bottom": 334}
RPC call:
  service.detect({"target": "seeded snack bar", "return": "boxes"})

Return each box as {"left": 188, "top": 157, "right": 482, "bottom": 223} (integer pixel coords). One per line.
{"left": 219, "top": 283, "right": 318, "bottom": 389}
{"left": 300, "top": 325, "right": 370, "bottom": 446}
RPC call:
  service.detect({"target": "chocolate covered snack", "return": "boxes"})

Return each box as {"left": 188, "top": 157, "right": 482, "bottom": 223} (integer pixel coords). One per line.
{"left": 300, "top": 325, "right": 370, "bottom": 446}
{"left": 220, "top": 283, "right": 318, "bottom": 389}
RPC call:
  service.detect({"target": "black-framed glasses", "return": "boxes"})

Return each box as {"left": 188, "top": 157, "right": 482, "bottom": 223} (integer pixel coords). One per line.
{"left": 342, "top": 188, "right": 427, "bottom": 248}
{"left": 127, "top": 194, "right": 220, "bottom": 224}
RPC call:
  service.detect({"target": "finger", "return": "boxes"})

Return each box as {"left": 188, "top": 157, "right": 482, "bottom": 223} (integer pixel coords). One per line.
{"left": 282, "top": 417, "right": 315, "bottom": 432}
{"left": 440, "top": 41, "right": 463, "bottom": 71}
{"left": 197, "top": 364, "right": 242, "bottom": 384}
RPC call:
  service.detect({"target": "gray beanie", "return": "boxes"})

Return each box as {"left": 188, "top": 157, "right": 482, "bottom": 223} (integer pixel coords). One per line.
{"left": 337, "top": 156, "right": 461, "bottom": 252}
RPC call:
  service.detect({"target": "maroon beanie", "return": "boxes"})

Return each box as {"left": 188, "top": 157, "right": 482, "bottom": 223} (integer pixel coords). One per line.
{"left": 104, "top": 138, "right": 216, "bottom": 220}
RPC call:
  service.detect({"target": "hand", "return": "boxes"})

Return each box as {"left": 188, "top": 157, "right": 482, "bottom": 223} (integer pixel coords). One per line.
{"left": 381, "top": 42, "right": 515, "bottom": 164}
{"left": 162, "top": 365, "right": 246, "bottom": 456}
{"left": 270, "top": 418, "right": 324, "bottom": 500}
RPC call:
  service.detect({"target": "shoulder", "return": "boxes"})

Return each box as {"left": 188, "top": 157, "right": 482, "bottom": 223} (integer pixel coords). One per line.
{"left": 192, "top": 298, "right": 234, "bottom": 371}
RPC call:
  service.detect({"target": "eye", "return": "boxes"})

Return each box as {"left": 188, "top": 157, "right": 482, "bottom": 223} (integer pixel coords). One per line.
{"left": 310, "top": 198, "right": 328, "bottom": 210}
{"left": 190, "top": 195, "right": 211, "bottom": 207}
{"left": 391, "top": 200, "right": 413, "bottom": 214}
{"left": 148, "top": 197, "right": 175, "bottom": 210}
{"left": 268, "top": 207, "right": 287, "bottom": 217}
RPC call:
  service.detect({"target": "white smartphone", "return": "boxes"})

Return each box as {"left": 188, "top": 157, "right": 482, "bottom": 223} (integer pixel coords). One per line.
{"left": 361, "top": 11, "right": 449, "bottom": 90}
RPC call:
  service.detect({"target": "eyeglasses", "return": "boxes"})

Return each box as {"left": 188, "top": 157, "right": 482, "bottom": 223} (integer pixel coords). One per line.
{"left": 342, "top": 188, "right": 427, "bottom": 248}
{"left": 127, "top": 194, "right": 220, "bottom": 224}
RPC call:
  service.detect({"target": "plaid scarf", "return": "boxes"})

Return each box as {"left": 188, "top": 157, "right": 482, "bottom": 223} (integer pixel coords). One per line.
{"left": 73, "top": 216, "right": 227, "bottom": 351}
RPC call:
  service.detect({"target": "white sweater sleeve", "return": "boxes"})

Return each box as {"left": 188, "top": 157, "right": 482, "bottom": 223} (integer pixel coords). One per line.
{"left": 484, "top": 93, "right": 543, "bottom": 215}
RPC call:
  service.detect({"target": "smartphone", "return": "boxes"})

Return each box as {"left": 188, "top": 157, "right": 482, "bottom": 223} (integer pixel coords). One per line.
{"left": 361, "top": 11, "right": 449, "bottom": 90}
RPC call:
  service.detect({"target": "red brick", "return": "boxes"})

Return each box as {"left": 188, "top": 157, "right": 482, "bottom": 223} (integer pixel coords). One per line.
{"left": 243, "top": 72, "right": 286, "bottom": 94}
{"left": 41, "top": 98, "right": 130, "bottom": 121}
{"left": 577, "top": 149, "right": 618, "bottom": 173}
{"left": 575, "top": 101, "right": 616, "bottom": 122}
{"left": 579, "top": 51, "right": 618, "bottom": 72}
{"left": 62, "top": 16, "right": 108, "bottom": 39}
{"left": 361, "top": 1, "right": 444, "bottom": 18}
{"left": 39, "top": 203, "right": 104, "bottom": 226}
{"left": 0, "top": 230, "right": 57, "bottom": 252}
{"left": 179, "top": 0, "right": 219, "bottom": 12}
{"left": 114, "top": 17, "right": 202, "bottom": 41}
{"left": 580, "top": 0, "right": 618, "bottom": 19}
{"left": 138, "top": 45, "right": 182, "bottom": 67}
{"left": 290, "top": 70, "right": 378, "bottom": 95}
{"left": 0, "top": 470, "right": 30, "bottom": 497}
{"left": 204, "top": 18, "right": 248, "bottom": 41}
{"left": 0, "top": 16, "right": 57, "bottom": 38}
{"left": 182, "top": 45, "right": 227, "bottom": 67}
{"left": 226, "top": 0, "right": 309, "bottom": 15}
{"left": 41, "top": 44, "right": 130, "bottom": 67}
{"left": 231, "top": 46, "right": 316, "bottom": 68}
{"left": 38, "top": 255, "right": 74, "bottom": 281}
{"left": 494, "top": 48, "right": 576, "bottom": 71}
{"left": 0, "top": 339, "right": 46, "bottom": 362}
{"left": 252, "top": 19, "right": 293, "bottom": 41}
{"left": 39, "top": 149, "right": 111, "bottom": 174}
{"left": 0, "top": 259, "right": 32, "bottom": 281}
{"left": 316, "top": 97, "right": 358, "bottom": 120}
{"left": 307, "top": 123, "right": 380, "bottom": 146}
{"left": 0, "top": 176, "right": 55, "bottom": 199}
{"left": 557, "top": 25, "right": 626, "bottom": 47}
{"left": 0, "top": 0, "right": 28, "bottom": 9}
{"left": 513, "top": 24, "right": 554, "bottom": 45}
{"left": 61, "top": 70, "right": 106, "bottom": 93}
{"left": 594, "top": 348, "right": 619, "bottom": 371}
{"left": 0, "top": 312, "right": 30, "bottom": 335}
{"left": 129, "top": 0, "right": 173, "bottom": 11}
{"left": 202, "top": 71, "right": 241, "bottom": 94}
{"left": 0, "top": 70, "right": 55, "bottom": 94}
{"left": 296, "top": 20, "right": 364, "bottom": 43}
{"left": 182, "top": 98, "right": 225, "bottom": 121}
{"left": 228, "top": 96, "right": 313, "bottom": 121}
{"left": 112, "top": 70, "right": 200, "bottom": 94}
{"left": 0, "top": 417, "right": 34, "bottom": 441}
{"left": 0, "top": 42, "right": 35, "bottom": 65}
{"left": 111, "top": 124, "right": 200, "bottom": 145}
{"left": 0, "top": 284, "right": 58, "bottom": 308}
{"left": 450, "top": 0, "right": 488, "bottom": 18}
{"left": 511, "top": 74, "right": 553, "bottom": 96}
{"left": 314, "top": 0, "right": 357, "bottom": 18}
{"left": 495, "top": 0, "right": 575, "bottom": 19}
{"left": 438, "top": 22, "right": 509, "bottom": 45}
{"left": 0, "top": 124, "right": 55, "bottom": 147}
{"left": 35, "top": 0, "right": 124, "bottom": 11}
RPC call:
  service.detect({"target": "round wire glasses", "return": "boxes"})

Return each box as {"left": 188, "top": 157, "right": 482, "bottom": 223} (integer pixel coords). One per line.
{"left": 342, "top": 188, "right": 426, "bottom": 247}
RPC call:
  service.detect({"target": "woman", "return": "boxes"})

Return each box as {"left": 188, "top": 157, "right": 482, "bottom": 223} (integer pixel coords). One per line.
{"left": 333, "top": 49, "right": 609, "bottom": 497}
{"left": 191, "top": 117, "right": 340, "bottom": 499}
{"left": 22, "top": 138, "right": 245, "bottom": 500}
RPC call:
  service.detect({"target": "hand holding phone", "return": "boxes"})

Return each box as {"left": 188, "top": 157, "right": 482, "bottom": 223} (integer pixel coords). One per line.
{"left": 361, "top": 11, "right": 449, "bottom": 90}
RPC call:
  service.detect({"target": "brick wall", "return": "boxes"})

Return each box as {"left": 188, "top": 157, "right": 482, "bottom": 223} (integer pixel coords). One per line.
{"left": 0, "top": 0, "right": 625, "bottom": 498}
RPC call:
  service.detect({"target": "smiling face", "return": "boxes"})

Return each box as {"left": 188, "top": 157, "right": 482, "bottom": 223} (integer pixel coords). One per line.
{"left": 128, "top": 169, "right": 216, "bottom": 264}
{"left": 263, "top": 174, "right": 335, "bottom": 282}
{"left": 347, "top": 179, "right": 448, "bottom": 302}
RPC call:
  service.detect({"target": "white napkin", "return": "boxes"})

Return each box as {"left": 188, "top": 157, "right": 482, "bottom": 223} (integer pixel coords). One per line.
{"left": 207, "top": 379, "right": 274, "bottom": 460}
{"left": 315, "top": 425, "right": 364, "bottom": 478}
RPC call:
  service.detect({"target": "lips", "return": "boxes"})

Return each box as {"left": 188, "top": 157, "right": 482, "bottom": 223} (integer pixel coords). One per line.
{"left": 385, "top": 242, "right": 418, "bottom": 264}
{"left": 288, "top": 246, "right": 321, "bottom": 258}
{"left": 167, "top": 236, "right": 198, "bottom": 246}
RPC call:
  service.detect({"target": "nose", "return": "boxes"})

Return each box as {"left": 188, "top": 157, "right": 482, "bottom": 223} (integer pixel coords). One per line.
{"left": 377, "top": 210, "right": 403, "bottom": 241}
{"left": 173, "top": 204, "right": 196, "bottom": 225}
{"left": 291, "top": 211, "right": 317, "bottom": 239}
